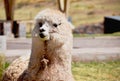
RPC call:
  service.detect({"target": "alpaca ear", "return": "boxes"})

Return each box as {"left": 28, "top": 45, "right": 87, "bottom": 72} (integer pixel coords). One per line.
{"left": 68, "top": 22, "right": 75, "bottom": 30}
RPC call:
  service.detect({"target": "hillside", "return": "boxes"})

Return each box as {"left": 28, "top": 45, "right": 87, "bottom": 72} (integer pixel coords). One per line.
{"left": 0, "top": 0, "right": 120, "bottom": 27}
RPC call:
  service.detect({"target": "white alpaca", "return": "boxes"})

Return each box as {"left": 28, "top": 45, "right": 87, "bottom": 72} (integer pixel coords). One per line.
{"left": 2, "top": 9, "right": 75, "bottom": 81}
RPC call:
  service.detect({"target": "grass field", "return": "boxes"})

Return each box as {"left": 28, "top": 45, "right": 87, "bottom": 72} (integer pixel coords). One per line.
{"left": 0, "top": 54, "right": 5, "bottom": 81}
{"left": 0, "top": 62, "right": 9, "bottom": 81}
{"left": 0, "top": 0, "right": 120, "bottom": 27}
{"left": 72, "top": 61, "right": 120, "bottom": 81}
{"left": 0, "top": 60, "right": 120, "bottom": 81}
{"left": 73, "top": 32, "right": 120, "bottom": 37}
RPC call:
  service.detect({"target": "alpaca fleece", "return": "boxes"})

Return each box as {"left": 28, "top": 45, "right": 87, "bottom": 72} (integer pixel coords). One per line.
{"left": 2, "top": 9, "right": 75, "bottom": 81}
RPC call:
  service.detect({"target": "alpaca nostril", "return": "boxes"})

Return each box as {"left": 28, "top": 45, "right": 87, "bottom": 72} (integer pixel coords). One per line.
{"left": 39, "top": 29, "right": 45, "bottom": 32}
{"left": 39, "top": 33, "right": 45, "bottom": 38}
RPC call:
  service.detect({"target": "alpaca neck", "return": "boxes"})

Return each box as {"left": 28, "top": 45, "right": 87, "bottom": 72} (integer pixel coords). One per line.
{"left": 28, "top": 37, "right": 71, "bottom": 72}
{"left": 24, "top": 37, "right": 73, "bottom": 81}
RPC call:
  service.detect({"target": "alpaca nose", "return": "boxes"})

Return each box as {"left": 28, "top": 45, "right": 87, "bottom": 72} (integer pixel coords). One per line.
{"left": 39, "top": 28, "right": 45, "bottom": 32}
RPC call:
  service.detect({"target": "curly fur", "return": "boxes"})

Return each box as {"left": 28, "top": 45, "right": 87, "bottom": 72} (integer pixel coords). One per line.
{"left": 2, "top": 9, "right": 75, "bottom": 81}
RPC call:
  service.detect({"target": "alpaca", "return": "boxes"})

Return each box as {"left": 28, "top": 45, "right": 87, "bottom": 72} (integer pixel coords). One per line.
{"left": 2, "top": 9, "right": 75, "bottom": 81}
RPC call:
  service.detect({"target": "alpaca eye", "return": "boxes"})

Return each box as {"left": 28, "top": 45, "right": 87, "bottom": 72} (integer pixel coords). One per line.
{"left": 38, "top": 22, "right": 43, "bottom": 27}
{"left": 53, "top": 23, "right": 58, "bottom": 27}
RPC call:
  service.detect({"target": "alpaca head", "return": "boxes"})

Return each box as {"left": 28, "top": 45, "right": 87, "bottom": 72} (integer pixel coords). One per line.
{"left": 32, "top": 9, "right": 74, "bottom": 41}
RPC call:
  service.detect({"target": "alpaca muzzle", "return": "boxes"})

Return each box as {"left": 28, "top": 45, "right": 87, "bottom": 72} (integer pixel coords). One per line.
{"left": 39, "top": 25, "right": 50, "bottom": 41}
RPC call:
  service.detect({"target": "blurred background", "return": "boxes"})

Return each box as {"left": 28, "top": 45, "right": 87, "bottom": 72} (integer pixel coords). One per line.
{"left": 0, "top": 0, "right": 120, "bottom": 81}
{"left": 0, "top": 0, "right": 120, "bottom": 36}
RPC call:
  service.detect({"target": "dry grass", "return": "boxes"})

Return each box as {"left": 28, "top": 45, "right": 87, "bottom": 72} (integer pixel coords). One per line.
{"left": 0, "top": 0, "right": 120, "bottom": 27}
{"left": 70, "top": 0, "right": 120, "bottom": 26}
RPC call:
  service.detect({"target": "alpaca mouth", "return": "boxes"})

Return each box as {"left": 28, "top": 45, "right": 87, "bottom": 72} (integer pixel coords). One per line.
{"left": 39, "top": 33, "right": 46, "bottom": 38}
{"left": 39, "top": 33, "right": 50, "bottom": 41}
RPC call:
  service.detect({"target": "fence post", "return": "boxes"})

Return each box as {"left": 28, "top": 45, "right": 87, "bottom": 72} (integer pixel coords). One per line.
{"left": 58, "top": 0, "right": 70, "bottom": 17}
{"left": 0, "top": 22, "right": 4, "bottom": 35}
{"left": 4, "top": 0, "right": 17, "bottom": 37}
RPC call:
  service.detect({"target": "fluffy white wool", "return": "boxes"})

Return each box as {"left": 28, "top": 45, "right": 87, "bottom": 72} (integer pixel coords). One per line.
{"left": 2, "top": 9, "right": 75, "bottom": 81}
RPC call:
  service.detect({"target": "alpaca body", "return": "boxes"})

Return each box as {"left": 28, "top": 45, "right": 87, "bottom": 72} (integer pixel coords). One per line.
{"left": 2, "top": 9, "right": 75, "bottom": 81}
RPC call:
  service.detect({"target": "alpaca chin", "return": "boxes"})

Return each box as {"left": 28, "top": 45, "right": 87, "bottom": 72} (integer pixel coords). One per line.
{"left": 39, "top": 35, "right": 50, "bottom": 41}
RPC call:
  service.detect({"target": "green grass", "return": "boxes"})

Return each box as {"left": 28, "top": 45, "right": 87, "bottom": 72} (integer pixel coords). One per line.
{"left": 73, "top": 32, "right": 120, "bottom": 37}
{"left": 0, "top": 54, "right": 9, "bottom": 81}
{"left": 0, "top": 54, "right": 5, "bottom": 81}
{"left": 0, "top": 62, "right": 9, "bottom": 81}
{"left": 72, "top": 61, "right": 120, "bottom": 81}
{"left": 0, "top": 60, "right": 120, "bottom": 81}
